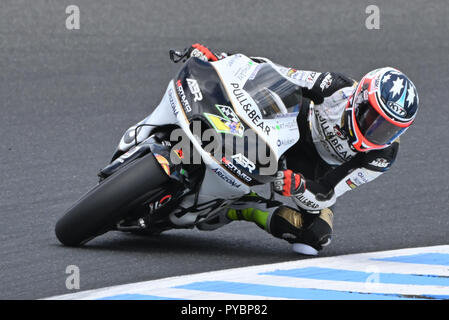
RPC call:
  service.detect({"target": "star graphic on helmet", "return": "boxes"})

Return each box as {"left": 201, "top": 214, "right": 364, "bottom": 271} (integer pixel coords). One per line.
{"left": 382, "top": 74, "right": 391, "bottom": 84}
{"left": 390, "top": 77, "right": 404, "bottom": 97}
{"left": 406, "top": 85, "right": 416, "bottom": 107}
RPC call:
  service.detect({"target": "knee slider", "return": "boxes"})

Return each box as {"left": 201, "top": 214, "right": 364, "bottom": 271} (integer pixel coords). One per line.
{"left": 269, "top": 206, "right": 306, "bottom": 241}
{"left": 301, "top": 208, "right": 334, "bottom": 250}
{"left": 269, "top": 206, "right": 333, "bottom": 251}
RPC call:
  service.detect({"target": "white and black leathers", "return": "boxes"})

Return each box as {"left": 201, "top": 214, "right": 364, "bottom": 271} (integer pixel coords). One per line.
{"left": 263, "top": 58, "right": 400, "bottom": 212}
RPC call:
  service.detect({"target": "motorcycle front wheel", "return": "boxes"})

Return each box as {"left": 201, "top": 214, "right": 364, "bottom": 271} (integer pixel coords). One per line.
{"left": 55, "top": 153, "right": 169, "bottom": 246}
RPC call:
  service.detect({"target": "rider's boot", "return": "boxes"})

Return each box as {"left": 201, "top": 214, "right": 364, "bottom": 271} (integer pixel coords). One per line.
{"left": 226, "top": 193, "right": 333, "bottom": 255}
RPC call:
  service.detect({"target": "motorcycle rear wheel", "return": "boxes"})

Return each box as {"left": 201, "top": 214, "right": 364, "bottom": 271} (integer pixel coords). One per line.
{"left": 55, "top": 153, "right": 169, "bottom": 246}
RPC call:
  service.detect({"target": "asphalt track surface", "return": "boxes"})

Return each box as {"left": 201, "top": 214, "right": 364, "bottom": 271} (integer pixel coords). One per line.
{"left": 0, "top": 0, "right": 448, "bottom": 300}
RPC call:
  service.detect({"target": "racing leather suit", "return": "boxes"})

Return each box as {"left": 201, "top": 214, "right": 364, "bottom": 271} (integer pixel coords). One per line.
{"left": 271, "top": 63, "right": 400, "bottom": 212}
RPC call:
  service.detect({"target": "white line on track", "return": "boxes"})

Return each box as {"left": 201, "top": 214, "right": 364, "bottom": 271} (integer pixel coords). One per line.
{"left": 46, "top": 245, "right": 449, "bottom": 300}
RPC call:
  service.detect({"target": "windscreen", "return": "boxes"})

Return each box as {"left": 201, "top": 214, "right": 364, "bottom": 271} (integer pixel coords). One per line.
{"left": 242, "top": 64, "right": 303, "bottom": 118}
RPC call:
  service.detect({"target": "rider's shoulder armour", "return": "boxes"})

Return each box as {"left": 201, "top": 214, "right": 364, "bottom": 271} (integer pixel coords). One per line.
{"left": 306, "top": 72, "right": 356, "bottom": 105}
{"left": 361, "top": 140, "right": 400, "bottom": 172}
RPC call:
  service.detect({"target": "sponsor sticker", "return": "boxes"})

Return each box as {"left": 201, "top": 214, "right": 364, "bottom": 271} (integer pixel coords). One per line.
{"left": 204, "top": 104, "right": 245, "bottom": 137}
{"left": 234, "top": 60, "right": 255, "bottom": 81}
{"left": 287, "top": 68, "right": 297, "bottom": 77}
{"left": 320, "top": 73, "right": 333, "bottom": 91}
{"left": 221, "top": 157, "right": 253, "bottom": 182}
{"left": 387, "top": 101, "right": 407, "bottom": 117}
{"left": 307, "top": 71, "right": 317, "bottom": 82}
{"left": 186, "top": 78, "right": 203, "bottom": 102}
{"left": 176, "top": 80, "right": 192, "bottom": 113}
{"left": 294, "top": 194, "right": 320, "bottom": 209}
{"left": 231, "top": 153, "right": 256, "bottom": 173}
{"left": 346, "top": 178, "right": 357, "bottom": 189}
{"left": 154, "top": 153, "right": 171, "bottom": 175}
{"left": 270, "top": 119, "right": 298, "bottom": 132}
{"left": 277, "top": 137, "right": 296, "bottom": 147}
{"left": 231, "top": 83, "right": 270, "bottom": 136}
{"left": 369, "top": 158, "right": 389, "bottom": 168}
{"left": 315, "top": 108, "right": 353, "bottom": 162}
{"left": 168, "top": 88, "right": 179, "bottom": 116}
{"left": 212, "top": 167, "right": 241, "bottom": 188}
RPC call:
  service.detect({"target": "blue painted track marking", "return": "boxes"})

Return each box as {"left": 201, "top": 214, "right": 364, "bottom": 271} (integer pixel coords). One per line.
{"left": 261, "top": 267, "right": 449, "bottom": 286}
{"left": 373, "top": 253, "right": 449, "bottom": 266}
{"left": 98, "top": 293, "right": 182, "bottom": 300}
{"left": 175, "top": 281, "right": 424, "bottom": 300}
{"left": 45, "top": 246, "right": 449, "bottom": 300}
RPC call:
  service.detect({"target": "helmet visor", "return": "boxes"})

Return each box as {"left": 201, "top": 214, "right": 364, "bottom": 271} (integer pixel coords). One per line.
{"left": 355, "top": 101, "right": 406, "bottom": 145}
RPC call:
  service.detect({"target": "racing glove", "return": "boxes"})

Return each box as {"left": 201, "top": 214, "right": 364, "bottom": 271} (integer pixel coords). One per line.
{"left": 189, "top": 43, "right": 224, "bottom": 61}
{"left": 169, "top": 44, "right": 227, "bottom": 63}
{"left": 273, "top": 170, "right": 306, "bottom": 197}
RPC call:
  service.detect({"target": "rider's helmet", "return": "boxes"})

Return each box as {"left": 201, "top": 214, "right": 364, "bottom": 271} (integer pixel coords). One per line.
{"left": 345, "top": 67, "right": 419, "bottom": 152}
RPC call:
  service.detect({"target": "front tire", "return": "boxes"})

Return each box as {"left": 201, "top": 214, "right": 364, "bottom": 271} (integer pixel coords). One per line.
{"left": 55, "top": 153, "right": 169, "bottom": 246}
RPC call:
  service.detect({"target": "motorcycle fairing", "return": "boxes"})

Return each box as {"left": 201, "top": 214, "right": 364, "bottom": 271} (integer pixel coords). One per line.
{"left": 113, "top": 54, "right": 304, "bottom": 211}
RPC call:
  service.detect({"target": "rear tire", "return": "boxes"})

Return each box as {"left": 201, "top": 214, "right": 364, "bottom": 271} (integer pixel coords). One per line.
{"left": 55, "top": 153, "right": 169, "bottom": 246}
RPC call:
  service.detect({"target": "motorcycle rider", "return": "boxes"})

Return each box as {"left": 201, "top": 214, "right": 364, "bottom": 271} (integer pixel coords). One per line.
{"left": 177, "top": 43, "right": 420, "bottom": 255}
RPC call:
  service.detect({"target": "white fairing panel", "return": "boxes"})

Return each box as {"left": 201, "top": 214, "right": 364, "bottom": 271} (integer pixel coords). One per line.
{"left": 114, "top": 55, "right": 307, "bottom": 227}
{"left": 117, "top": 81, "right": 182, "bottom": 152}
{"left": 199, "top": 160, "right": 250, "bottom": 198}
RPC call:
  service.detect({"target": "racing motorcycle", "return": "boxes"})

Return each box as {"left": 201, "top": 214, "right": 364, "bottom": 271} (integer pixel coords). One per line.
{"left": 55, "top": 50, "right": 305, "bottom": 246}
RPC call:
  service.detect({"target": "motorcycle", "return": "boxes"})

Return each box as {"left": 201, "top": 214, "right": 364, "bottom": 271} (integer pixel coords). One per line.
{"left": 55, "top": 50, "right": 305, "bottom": 246}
